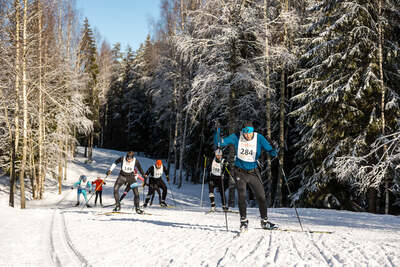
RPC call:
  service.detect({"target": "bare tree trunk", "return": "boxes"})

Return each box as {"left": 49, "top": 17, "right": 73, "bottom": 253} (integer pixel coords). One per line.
{"left": 167, "top": 110, "right": 174, "bottom": 176}
{"left": 173, "top": 80, "right": 181, "bottom": 184}
{"left": 178, "top": 110, "right": 189, "bottom": 188}
{"left": 1, "top": 95, "right": 16, "bottom": 206}
{"left": 194, "top": 112, "right": 205, "bottom": 183}
{"left": 275, "top": 0, "right": 289, "bottom": 208}
{"left": 264, "top": 0, "right": 273, "bottom": 207}
{"left": 378, "top": 0, "right": 388, "bottom": 215}
{"left": 275, "top": 70, "right": 285, "bottom": 208}
{"left": 29, "top": 135, "right": 37, "bottom": 199}
{"left": 37, "top": 0, "right": 44, "bottom": 199}
{"left": 19, "top": 0, "right": 29, "bottom": 209}
{"left": 88, "top": 132, "right": 93, "bottom": 161}
{"left": 368, "top": 188, "right": 377, "bottom": 213}
{"left": 10, "top": 0, "right": 21, "bottom": 208}
{"left": 57, "top": 127, "right": 63, "bottom": 194}
{"left": 64, "top": 135, "right": 68, "bottom": 180}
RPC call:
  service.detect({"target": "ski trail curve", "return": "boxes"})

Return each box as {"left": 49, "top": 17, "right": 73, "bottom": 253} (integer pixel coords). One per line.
{"left": 49, "top": 191, "right": 91, "bottom": 267}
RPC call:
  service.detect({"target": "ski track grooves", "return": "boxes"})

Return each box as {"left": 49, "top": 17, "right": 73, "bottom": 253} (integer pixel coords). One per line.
{"left": 340, "top": 234, "right": 370, "bottom": 264}
{"left": 378, "top": 244, "right": 395, "bottom": 267}
{"left": 306, "top": 233, "right": 332, "bottom": 266}
{"left": 241, "top": 236, "right": 264, "bottom": 263}
{"left": 49, "top": 191, "right": 91, "bottom": 267}
{"left": 289, "top": 235, "right": 304, "bottom": 262}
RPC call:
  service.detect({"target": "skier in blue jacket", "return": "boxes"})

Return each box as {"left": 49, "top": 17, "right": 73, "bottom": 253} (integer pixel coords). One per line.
{"left": 71, "top": 175, "right": 93, "bottom": 207}
{"left": 215, "top": 121, "right": 278, "bottom": 231}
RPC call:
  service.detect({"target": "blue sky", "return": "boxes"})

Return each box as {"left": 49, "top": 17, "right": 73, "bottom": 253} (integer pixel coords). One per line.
{"left": 77, "top": 0, "right": 161, "bottom": 51}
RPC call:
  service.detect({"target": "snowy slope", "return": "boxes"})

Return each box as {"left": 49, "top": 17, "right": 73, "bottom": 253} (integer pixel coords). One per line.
{"left": 1, "top": 148, "right": 400, "bottom": 267}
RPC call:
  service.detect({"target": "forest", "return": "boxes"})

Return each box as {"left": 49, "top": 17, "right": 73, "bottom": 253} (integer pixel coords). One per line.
{"left": 1, "top": 0, "right": 400, "bottom": 214}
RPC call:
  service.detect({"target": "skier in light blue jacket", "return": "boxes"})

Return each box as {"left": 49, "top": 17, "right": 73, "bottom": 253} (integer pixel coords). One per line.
{"left": 71, "top": 175, "right": 92, "bottom": 207}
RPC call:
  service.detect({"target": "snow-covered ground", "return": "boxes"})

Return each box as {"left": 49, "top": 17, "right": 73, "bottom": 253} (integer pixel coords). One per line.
{"left": 1, "top": 148, "right": 400, "bottom": 267}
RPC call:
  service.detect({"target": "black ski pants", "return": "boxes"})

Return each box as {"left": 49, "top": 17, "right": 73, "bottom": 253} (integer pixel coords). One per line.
{"left": 208, "top": 174, "right": 228, "bottom": 207}
{"left": 234, "top": 167, "right": 268, "bottom": 220}
{"left": 145, "top": 178, "right": 167, "bottom": 205}
{"left": 94, "top": 190, "right": 103, "bottom": 205}
{"left": 114, "top": 173, "right": 140, "bottom": 208}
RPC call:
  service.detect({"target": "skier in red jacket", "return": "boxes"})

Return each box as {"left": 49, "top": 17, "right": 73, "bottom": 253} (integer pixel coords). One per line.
{"left": 92, "top": 177, "right": 106, "bottom": 207}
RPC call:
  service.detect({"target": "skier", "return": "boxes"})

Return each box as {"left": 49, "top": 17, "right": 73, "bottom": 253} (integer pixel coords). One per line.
{"left": 92, "top": 176, "right": 106, "bottom": 207}
{"left": 143, "top": 160, "right": 170, "bottom": 207}
{"left": 71, "top": 175, "right": 92, "bottom": 207}
{"left": 215, "top": 121, "right": 278, "bottom": 231}
{"left": 106, "top": 151, "right": 146, "bottom": 213}
{"left": 208, "top": 149, "right": 230, "bottom": 212}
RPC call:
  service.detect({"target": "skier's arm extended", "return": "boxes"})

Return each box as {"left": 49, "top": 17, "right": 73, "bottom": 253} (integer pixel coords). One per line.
{"left": 162, "top": 165, "right": 170, "bottom": 182}
{"left": 135, "top": 160, "right": 145, "bottom": 177}
{"left": 107, "top": 157, "right": 123, "bottom": 175}
{"left": 259, "top": 134, "right": 277, "bottom": 157}
{"left": 214, "top": 132, "right": 238, "bottom": 147}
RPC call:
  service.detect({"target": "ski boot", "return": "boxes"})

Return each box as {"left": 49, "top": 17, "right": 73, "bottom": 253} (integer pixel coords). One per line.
{"left": 143, "top": 203, "right": 148, "bottom": 208}
{"left": 240, "top": 218, "right": 249, "bottom": 232}
{"left": 261, "top": 218, "right": 278, "bottom": 230}
{"left": 86, "top": 204, "right": 92, "bottom": 208}
{"left": 74, "top": 202, "right": 80, "bottom": 207}
{"left": 160, "top": 201, "right": 168, "bottom": 207}
{"left": 222, "top": 205, "right": 229, "bottom": 212}
{"left": 135, "top": 208, "right": 144, "bottom": 214}
{"left": 113, "top": 203, "right": 121, "bottom": 212}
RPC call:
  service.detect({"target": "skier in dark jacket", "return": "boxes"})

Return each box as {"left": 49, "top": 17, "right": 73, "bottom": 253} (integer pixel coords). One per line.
{"left": 208, "top": 149, "right": 230, "bottom": 212}
{"left": 143, "top": 160, "right": 170, "bottom": 207}
{"left": 106, "top": 151, "right": 146, "bottom": 213}
{"left": 215, "top": 121, "right": 278, "bottom": 231}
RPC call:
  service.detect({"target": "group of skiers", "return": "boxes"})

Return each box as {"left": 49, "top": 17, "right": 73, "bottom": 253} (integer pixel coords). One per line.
{"left": 72, "top": 153, "right": 170, "bottom": 213}
{"left": 72, "top": 120, "right": 278, "bottom": 231}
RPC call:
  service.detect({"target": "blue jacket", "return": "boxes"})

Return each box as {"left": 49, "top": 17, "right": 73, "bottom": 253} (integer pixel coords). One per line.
{"left": 73, "top": 180, "right": 92, "bottom": 191}
{"left": 214, "top": 132, "right": 277, "bottom": 170}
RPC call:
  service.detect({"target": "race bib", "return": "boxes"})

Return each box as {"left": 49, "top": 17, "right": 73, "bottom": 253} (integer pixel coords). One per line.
{"left": 122, "top": 157, "right": 136, "bottom": 173}
{"left": 153, "top": 165, "right": 163, "bottom": 178}
{"left": 211, "top": 158, "right": 223, "bottom": 176}
{"left": 237, "top": 132, "right": 257, "bottom": 162}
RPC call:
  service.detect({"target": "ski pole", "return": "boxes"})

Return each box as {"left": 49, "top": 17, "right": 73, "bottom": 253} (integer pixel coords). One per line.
{"left": 168, "top": 181, "right": 178, "bottom": 208}
{"left": 221, "top": 174, "right": 229, "bottom": 231}
{"left": 280, "top": 166, "right": 304, "bottom": 231}
{"left": 200, "top": 155, "right": 207, "bottom": 207}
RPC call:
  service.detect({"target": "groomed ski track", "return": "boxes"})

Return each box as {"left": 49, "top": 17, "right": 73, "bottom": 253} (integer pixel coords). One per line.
{"left": 0, "top": 147, "right": 399, "bottom": 266}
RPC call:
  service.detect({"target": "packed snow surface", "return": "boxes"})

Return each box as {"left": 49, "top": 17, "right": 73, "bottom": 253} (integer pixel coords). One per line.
{"left": 1, "top": 148, "right": 399, "bottom": 266}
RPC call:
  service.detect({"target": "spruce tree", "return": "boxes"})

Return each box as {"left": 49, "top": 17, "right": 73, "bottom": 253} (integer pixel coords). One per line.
{"left": 78, "top": 18, "right": 99, "bottom": 160}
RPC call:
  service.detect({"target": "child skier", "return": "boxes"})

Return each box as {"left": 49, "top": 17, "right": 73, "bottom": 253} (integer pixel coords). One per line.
{"left": 143, "top": 160, "right": 170, "bottom": 207}
{"left": 92, "top": 177, "right": 106, "bottom": 206}
{"left": 71, "top": 175, "right": 92, "bottom": 207}
{"left": 208, "top": 149, "right": 230, "bottom": 212}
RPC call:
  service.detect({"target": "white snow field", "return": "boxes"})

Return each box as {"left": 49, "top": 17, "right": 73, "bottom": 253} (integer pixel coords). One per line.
{"left": 1, "top": 148, "right": 400, "bottom": 267}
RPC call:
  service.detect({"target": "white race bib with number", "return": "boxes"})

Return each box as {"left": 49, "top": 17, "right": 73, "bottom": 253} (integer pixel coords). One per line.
{"left": 153, "top": 165, "right": 163, "bottom": 178}
{"left": 237, "top": 132, "right": 257, "bottom": 162}
{"left": 211, "top": 158, "right": 223, "bottom": 176}
{"left": 122, "top": 157, "right": 136, "bottom": 173}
